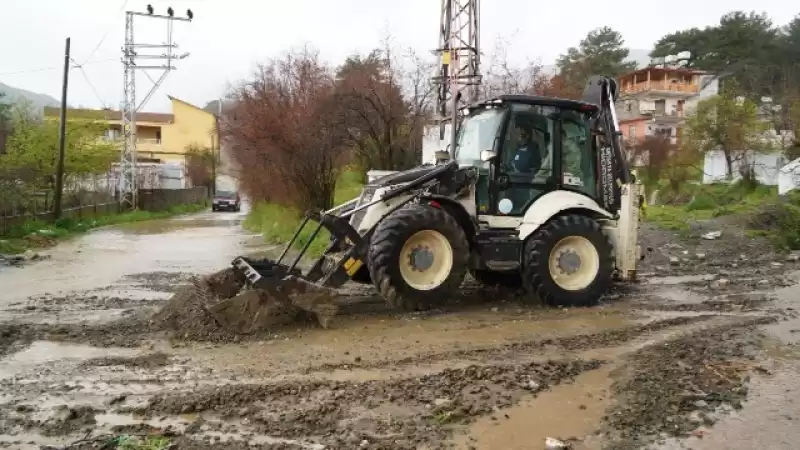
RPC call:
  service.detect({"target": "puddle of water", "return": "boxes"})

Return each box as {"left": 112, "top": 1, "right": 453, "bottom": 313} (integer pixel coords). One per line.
{"left": 186, "top": 310, "right": 634, "bottom": 377}
{"left": 646, "top": 274, "right": 716, "bottom": 286}
{"left": 651, "top": 286, "right": 707, "bottom": 304}
{"left": 96, "top": 412, "right": 193, "bottom": 429}
{"left": 0, "top": 211, "right": 255, "bottom": 304}
{"left": 0, "top": 341, "right": 136, "bottom": 379}
{"left": 453, "top": 366, "right": 614, "bottom": 450}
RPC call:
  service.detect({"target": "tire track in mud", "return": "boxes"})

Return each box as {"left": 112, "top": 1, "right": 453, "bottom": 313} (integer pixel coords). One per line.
{"left": 600, "top": 315, "right": 778, "bottom": 450}
{"left": 301, "top": 315, "right": 720, "bottom": 374}
{"left": 137, "top": 358, "right": 604, "bottom": 449}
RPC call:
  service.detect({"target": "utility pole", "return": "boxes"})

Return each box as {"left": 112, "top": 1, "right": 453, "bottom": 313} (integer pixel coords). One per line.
{"left": 53, "top": 37, "right": 71, "bottom": 220}
{"left": 432, "top": 0, "right": 481, "bottom": 156}
{"left": 119, "top": 6, "right": 193, "bottom": 210}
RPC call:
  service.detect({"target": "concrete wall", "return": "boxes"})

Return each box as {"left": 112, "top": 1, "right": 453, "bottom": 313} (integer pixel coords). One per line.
{"left": 137, "top": 186, "right": 208, "bottom": 212}
{"left": 422, "top": 123, "right": 453, "bottom": 164}
{"left": 702, "top": 150, "right": 788, "bottom": 185}
{"left": 779, "top": 158, "right": 800, "bottom": 196}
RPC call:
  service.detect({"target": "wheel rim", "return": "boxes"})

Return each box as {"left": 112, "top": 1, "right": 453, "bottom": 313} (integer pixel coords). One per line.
{"left": 547, "top": 236, "right": 600, "bottom": 291}
{"left": 399, "top": 230, "right": 454, "bottom": 291}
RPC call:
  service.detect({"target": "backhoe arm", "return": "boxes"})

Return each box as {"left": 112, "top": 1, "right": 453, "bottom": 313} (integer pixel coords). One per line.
{"left": 581, "top": 75, "right": 632, "bottom": 214}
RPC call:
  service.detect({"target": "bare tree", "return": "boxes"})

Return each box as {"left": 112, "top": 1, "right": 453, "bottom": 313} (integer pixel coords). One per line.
{"left": 480, "top": 37, "right": 584, "bottom": 100}
{"left": 222, "top": 47, "right": 347, "bottom": 212}
{"left": 334, "top": 32, "right": 435, "bottom": 173}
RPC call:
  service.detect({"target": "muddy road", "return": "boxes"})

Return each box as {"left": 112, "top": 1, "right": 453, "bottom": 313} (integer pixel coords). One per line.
{"left": 1, "top": 209, "right": 799, "bottom": 450}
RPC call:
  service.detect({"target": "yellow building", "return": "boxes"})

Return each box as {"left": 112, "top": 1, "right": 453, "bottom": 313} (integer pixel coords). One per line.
{"left": 43, "top": 96, "right": 218, "bottom": 164}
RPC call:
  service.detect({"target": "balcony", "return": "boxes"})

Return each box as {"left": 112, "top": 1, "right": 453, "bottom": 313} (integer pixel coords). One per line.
{"left": 621, "top": 82, "right": 698, "bottom": 95}
{"left": 642, "top": 109, "right": 685, "bottom": 120}
{"left": 101, "top": 136, "right": 161, "bottom": 144}
{"left": 100, "top": 136, "right": 163, "bottom": 152}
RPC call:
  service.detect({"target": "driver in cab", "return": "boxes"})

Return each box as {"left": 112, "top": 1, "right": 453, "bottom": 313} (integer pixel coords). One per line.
{"left": 510, "top": 124, "right": 546, "bottom": 173}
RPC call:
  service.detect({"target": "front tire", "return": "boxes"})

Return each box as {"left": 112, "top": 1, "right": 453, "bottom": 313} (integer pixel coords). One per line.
{"left": 368, "top": 204, "right": 469, "bottom": 311}
{"left": 522, "top": 214, "right": 613, "bottom": 307}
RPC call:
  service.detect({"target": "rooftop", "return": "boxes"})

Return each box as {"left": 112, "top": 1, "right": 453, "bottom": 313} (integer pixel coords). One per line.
{"left": 43, "top": 107, "right": 174, "bottom": 123}
{"left": 620, "top": 66, "right": 709, "bottom": 79}
{"left": 474, "top": 94, "right": 598, "bottom": 112}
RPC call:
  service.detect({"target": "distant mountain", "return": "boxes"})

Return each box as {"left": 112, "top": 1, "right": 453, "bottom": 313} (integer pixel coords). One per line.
{"left": 0, "top": 81, "right": 60, "bottom": 112}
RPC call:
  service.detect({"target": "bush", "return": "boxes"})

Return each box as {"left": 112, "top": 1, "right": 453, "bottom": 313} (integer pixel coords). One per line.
{"left": 746, "top": 197, "right": 800, "bottom": 250}
{"left": 686, "top": 195, "right": 717, "bottom": 211}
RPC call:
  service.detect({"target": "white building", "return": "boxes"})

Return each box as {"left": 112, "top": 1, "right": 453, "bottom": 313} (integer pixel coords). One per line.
{"left": 779, "top": 158, "right": 800, "bottom": 195}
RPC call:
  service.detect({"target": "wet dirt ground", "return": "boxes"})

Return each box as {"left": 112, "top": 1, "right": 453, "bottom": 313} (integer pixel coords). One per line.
{"left": 1, "top": 209, "right": 799, "bottom": 450}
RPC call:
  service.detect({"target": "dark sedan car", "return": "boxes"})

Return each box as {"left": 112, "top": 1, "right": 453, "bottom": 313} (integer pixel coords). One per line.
{"left": 212, "top": 190, "right": 241, "bottom": 212}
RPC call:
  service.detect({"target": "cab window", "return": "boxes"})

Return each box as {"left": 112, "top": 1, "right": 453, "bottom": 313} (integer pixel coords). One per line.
{"left": 500, "top": 104, "right": 556, "bottom": 183}
{"left": 560, "top": 110, "right": 596, "bottom": 198}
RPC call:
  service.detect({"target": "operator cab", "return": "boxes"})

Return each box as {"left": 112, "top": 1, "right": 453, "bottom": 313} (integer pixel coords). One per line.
{"left": 453, "top": 95, "right": 606, "bottom": 217}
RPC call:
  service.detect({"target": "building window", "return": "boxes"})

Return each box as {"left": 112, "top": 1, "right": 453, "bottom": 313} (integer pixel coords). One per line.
{"left": 624, "top": 101, "right": 632, "bottom": 112}
{"left": 628, "top": 125, "right": 636, "bottom": 140}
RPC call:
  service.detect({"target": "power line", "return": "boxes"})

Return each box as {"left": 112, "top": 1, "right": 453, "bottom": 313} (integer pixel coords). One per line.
{"left": 0, "top": 58, "right": 117, "bottom": 77}
{"left": 81, "top": 0, "right": 130, "bottom": 66}
{"left": 71, "top": 58, "right": 107, "bottom": 108}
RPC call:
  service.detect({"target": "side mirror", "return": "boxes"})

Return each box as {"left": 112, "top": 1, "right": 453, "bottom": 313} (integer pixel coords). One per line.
{"left": 480, "top": 149, "right": 497, "bottom": 162}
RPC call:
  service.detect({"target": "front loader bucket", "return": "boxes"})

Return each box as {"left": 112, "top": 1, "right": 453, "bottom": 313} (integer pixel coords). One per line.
{"left": 203, "top": 274, "right": 340, "bottom": 333}
{"left": 198, "top": 266, "right": 341, "bottom": 334}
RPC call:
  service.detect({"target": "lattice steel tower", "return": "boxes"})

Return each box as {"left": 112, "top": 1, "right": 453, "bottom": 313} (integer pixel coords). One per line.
{"left": 120, "top": 6, "right": 192, "bottom": 210}
{"left": 432, "top": 0, "right": 482, "bottom": 150}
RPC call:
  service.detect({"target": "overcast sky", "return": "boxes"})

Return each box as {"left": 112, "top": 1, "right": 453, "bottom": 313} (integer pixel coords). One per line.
{"left": 0, "top": 0, "right": 797, "bottom": 113}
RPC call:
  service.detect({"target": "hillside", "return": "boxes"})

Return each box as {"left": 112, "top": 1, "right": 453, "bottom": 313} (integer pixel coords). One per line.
{"left": 0, "top": 81, "right": 60, "bottom": 111}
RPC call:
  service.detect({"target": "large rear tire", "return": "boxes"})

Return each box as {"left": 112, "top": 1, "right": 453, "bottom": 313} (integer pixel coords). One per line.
{"left": 522, "top": 214, "right": 613, "bottom": 307}
{"left": 368, "top": 204, "right": 469, "bottom": 311}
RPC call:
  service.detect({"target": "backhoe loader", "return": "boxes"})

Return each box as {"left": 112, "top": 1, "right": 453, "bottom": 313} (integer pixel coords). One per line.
{"left": 205, "top": 75, "right": 643, "bottom": 331}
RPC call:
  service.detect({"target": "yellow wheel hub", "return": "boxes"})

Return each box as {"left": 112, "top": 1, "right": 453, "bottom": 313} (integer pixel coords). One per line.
{"left": 399, "top": 230, "right": 454, "bottom": 290}
{"left": 547, "top": 236, "right": 599, "bottom": 291}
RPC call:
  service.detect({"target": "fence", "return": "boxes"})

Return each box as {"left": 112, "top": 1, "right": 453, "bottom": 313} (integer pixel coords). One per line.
{"left": 0, "top": 202, "right": 120, "bottom": 236}
{"left": 1, "top": 187, "right": 208, "bottom": 235}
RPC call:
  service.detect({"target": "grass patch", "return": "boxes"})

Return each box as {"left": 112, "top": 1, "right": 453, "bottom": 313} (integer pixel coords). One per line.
{"left": 646, "top": 181, "right": 800, "bottom": 250}
{"left": 0, "top": 201, "right": 208, "bottom": 255}
{"left": 113, "top": 435, "right": 171, "bottom": 450}
{"left": 244, "top": 169, "right": 366, "bottom": 257}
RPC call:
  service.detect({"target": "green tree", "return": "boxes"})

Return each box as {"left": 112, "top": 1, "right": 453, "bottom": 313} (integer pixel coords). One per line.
{"left": 0, "top": 93, "right": 11, "bottom": 155}
{"left": 0, "top": 103, "right": 116, "bottom": 196}
{"left": 0, "top": 92, "right": 11, "bottom": 121}
{"left": 652, "top": 12, "right": 779, "bottom": 69}
{"left": 780, "top": 15, "right": 800, "bottom": 66}
{"left": 683, "top": 82, "right": 769, "bottom": 182}
{"left": 556, "top": 27, "right": 637, "bottom": 92}
{"left": 651, "top": 11, "right": 783, "bottom": 97}
{"left": 185, "top": 144, "right": 214, "bottom": 189}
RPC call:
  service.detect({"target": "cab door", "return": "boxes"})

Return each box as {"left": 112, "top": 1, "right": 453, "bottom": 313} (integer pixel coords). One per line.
{"left": 489, "top": 103, "right": 561, "bottom": 217}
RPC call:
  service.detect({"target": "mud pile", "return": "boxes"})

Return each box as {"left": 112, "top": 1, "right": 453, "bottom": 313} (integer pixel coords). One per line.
{"left": 151, "top": 267, "right": 338, "bottom": 342}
